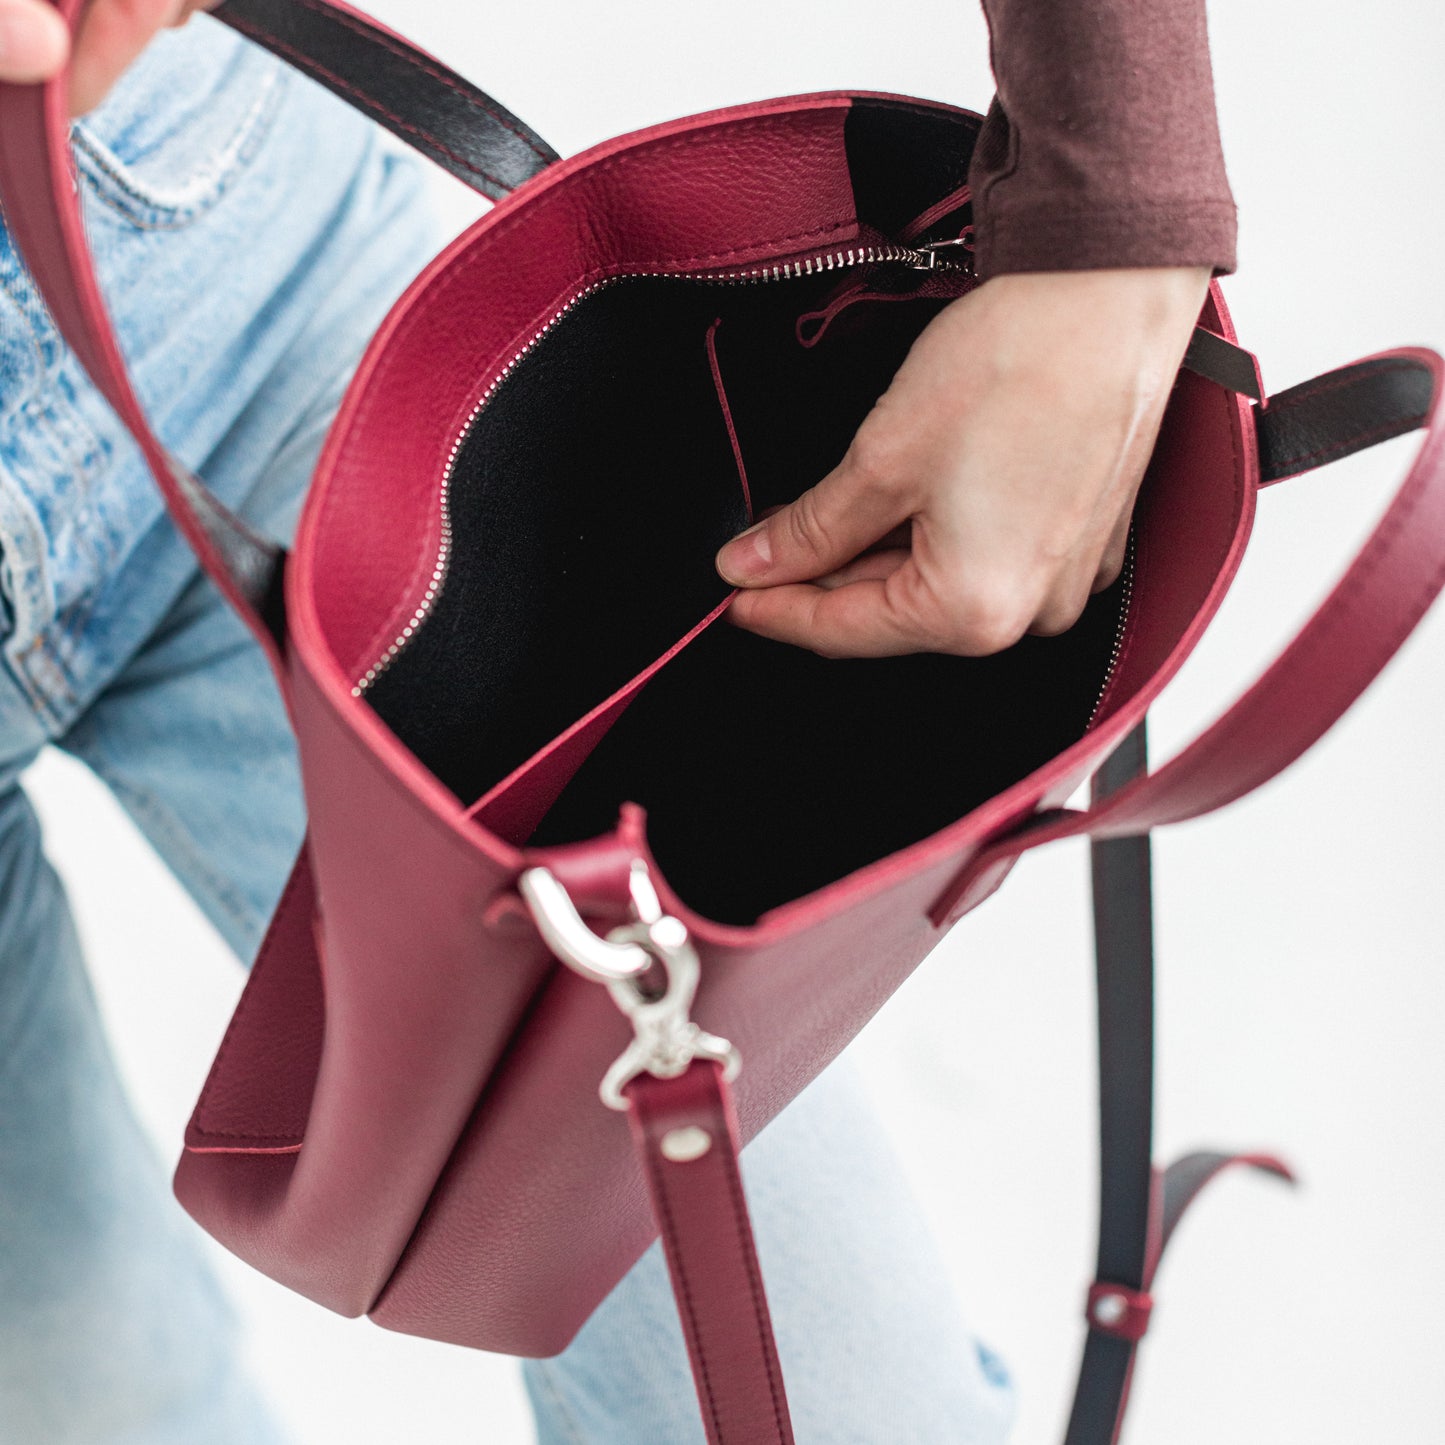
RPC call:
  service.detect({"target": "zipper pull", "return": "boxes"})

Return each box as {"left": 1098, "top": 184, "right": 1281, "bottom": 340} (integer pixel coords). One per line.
{"left": 908, "top": 233, "right": 975, "bottom": 276}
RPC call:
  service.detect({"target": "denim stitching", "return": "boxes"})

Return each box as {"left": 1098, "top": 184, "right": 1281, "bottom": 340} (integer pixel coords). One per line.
{"left": 72, "top": 62, "right": 285, "bottom": 231}
{"left": 12, "top": 390, "right": 111, "bottom": 682}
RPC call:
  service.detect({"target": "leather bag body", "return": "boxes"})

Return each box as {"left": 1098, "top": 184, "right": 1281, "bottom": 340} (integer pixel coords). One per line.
{"left": 184, "top": 86, "right": 1270, "bottom": 1353}
{"left": 2, "top": 3, "right": 1443, "bottom": 1439}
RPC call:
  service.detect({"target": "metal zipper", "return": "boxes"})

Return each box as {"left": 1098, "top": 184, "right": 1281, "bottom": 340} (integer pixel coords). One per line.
{"left": 349, "top": 238, "right": 1045, "bottom": 696}
{"left": 1086, "top": 529, "right": 1137, "bottom": 728}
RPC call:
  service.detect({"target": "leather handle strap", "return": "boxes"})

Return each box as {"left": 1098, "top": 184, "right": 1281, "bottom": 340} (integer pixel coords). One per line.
{"left": 626, "top": 1063, "right": 795, "bottom": 1445}
{"left": 0, "top": 0, "right": 559, "bottom": 661}
{"left": 212, "top": 0, "right": 559, "bottom": 198}
{"left": 933, "top": 345, "right": 1445, "bottom": 926}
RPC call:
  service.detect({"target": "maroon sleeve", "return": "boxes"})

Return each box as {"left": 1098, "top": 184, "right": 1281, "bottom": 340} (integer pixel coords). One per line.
{"left": 969, "top": 0, "right": 1236, "bottom": 278}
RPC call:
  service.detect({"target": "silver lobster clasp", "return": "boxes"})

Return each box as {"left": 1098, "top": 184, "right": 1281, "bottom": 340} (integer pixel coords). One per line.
{"left": 518, "top": 859, "right": 740, "bottom": 1111}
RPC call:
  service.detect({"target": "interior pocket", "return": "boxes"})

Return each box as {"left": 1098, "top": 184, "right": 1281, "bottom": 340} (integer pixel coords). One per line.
{"left": 367, "top": 272, "right": 1127, "bottom": 925}
{"left": 363, "top": 284, "right": 754, "bottom": 806}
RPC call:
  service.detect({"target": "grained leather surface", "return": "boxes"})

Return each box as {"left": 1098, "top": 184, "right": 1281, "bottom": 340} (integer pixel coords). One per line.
{"left": 2, "top": 4, "right": 1443, "bottom": 1424}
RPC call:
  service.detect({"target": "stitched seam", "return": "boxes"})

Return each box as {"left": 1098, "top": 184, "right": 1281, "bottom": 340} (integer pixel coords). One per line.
{"left": 222, "top": 16, "right": 508, "bottom": 191}
{"left": 190, "top": 850, "right": 310, "bottom": 1140}
{"left": 1271, "top": 414, "right": 1425, "bottom": 474}
{"left": 715, "top": 1114, "right": 792, "bottom": 1441}
{"left": 288, "top": 0, "right": 553, "bottom": 164}
{"left": 641, "top": 1125, "right": 725, "bottom": 1444}
{"left": 1262, "top": 360, "right": 1422, "bottom": 419}
{"left": 706, "top": 317, "right": 752, "bottom": 518}
{"left": 1088, "top": 528, "right": 1143, "bottom": 727}
{"left": 71, "top": 64, "right": 283, "bottom": 229}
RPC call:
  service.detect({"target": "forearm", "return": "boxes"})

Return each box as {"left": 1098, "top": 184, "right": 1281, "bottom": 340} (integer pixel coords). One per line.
{"left": 969, "top": 0, "right": 1236, "bottom": 277}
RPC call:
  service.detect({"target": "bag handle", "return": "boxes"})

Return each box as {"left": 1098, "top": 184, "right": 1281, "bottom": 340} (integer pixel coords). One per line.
{"left": 932, "top": 347, "right": 1445, "bottom": 925}
{"left": 0, "top": 0, "right": 559, "bottom": 664}
{"left": 211, "top": 0, "right": 559, "bottom": 198}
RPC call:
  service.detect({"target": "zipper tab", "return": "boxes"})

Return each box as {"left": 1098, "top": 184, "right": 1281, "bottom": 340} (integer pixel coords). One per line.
{"left": 909, "top": 237, "right": 975, "bottom": 275}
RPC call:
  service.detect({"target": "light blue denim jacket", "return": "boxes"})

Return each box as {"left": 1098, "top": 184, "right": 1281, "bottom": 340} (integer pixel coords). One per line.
{"left": 0, "top": 19, "right": 429, "bottom": 739}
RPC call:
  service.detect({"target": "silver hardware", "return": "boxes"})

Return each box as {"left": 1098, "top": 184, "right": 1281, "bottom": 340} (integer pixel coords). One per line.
{"left": 1085, "top": 529, "right": 1138, "bottom": 728}
{"left": 908, "top": 238, "right": 974, "bottom": 273}
{"left": 519, "top": 859, "right": 741, "bottom": 1111}
{"left": 517, "top": 867, "right": 654, "bottom": 984}
{"left": 660, "top": 1125, "right": 714, "bottom": 1162}
{"left": 1092, "top": 1292, "right": 1129, "bottom": 1327}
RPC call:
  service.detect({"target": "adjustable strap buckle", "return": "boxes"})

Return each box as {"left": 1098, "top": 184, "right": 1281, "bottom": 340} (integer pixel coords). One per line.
{"left": 519, "top": 859, "right": 741, "bottom": 1111}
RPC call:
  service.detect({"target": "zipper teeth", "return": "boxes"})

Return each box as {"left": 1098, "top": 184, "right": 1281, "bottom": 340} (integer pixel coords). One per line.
{"left": 1086, "top": 530, "right": 1138, "bottom": 729}
{"left": 352, "top": 242, "right": 965, "bottom": 694}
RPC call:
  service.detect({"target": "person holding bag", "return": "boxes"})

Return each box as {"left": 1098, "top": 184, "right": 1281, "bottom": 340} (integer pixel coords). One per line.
{"left": 0, "top": 1, "right": 1270, "bottom": 1442}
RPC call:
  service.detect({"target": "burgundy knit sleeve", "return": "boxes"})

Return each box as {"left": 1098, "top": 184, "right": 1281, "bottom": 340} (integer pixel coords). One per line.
{"left": 968, "top": 0, "right": 1237, "bottom": 278}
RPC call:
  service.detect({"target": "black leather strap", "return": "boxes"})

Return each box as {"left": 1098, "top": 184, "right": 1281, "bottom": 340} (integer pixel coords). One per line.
{"left": 213, "top": 0, "right": 560, "bottom": 199}
{"left": 1068, "top": 724, "right": 1296, "bottom": 1445}
{"left": 1257, "top": 355, "right": 1435, "bottom": 483}
{"left": 1065, "top": 722, "right": 1157, "bottom": 1445}
{"left": 1183, "top": 325, "right": 1262, "bottom": 401}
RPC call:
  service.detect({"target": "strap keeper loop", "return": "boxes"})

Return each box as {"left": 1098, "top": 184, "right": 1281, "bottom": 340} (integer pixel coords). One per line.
{"left": 1086, "top": 1282, "right": 1154, "bottom": 1342}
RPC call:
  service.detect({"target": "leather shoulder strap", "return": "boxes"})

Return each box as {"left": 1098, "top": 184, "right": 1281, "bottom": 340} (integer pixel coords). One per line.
{"left": 933, "top": 345, "right": 1445, "bottom": 925}
{"left": 626, "top": 1064, "right": 795, "bottom": 1445}
{"left": 212, "top": 0, "right": 559, "bottom": 198}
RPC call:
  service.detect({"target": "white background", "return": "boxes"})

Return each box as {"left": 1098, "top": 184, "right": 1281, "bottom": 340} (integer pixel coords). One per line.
{"left": 26, "top": 0, "right": 1445, "bottom": 1440}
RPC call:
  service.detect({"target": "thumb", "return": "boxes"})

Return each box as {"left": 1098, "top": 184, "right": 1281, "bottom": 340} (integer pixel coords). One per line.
{"left": 715, "top": 451, "right": 909, "bottom": 589}
{"left": 0, "top": 0, "right": 70, "bottom": 82}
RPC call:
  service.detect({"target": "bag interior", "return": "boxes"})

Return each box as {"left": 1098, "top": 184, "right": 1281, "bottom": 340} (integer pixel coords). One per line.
{"left": 363, "top": 103, "right": 1127, "bottom": 924}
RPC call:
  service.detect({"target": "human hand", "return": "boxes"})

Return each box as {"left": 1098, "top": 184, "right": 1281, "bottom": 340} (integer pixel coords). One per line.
{"left": 715, "top": 265, "right": 1211, "bottom": 658}
{"left": 0, "top": 0, "right": 213, "bottom": 115}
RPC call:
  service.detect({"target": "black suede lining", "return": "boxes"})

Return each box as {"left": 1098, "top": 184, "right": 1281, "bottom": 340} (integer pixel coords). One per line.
{"left": 365, "top": 101, "right": 1125, "bottom": 924}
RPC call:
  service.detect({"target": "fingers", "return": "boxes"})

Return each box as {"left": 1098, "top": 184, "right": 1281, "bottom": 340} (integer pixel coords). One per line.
{"left": 1030, "top": 492, "right": 1137, "bottom": 637}
{"left": 728, "top": 571, "right": 924, "bottom": 659}
{"left": 729, "top": 552, "right": 1040, "bottom": 659}
{"left": 0, "top": 0, "right": 69, "bottom": 82}
{"left": 721, "top": 266, "right": 1211, "bottom": 660}
{"left": 1091, "top": 505, "right": 1133, "bottom": 595}
{"left": 715, "top": 437, "right": 913, "bottom": 590}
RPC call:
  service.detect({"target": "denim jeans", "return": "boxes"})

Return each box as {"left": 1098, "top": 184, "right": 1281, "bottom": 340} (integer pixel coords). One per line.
{"left": 0, "top": 18, "right": 1015, "bottom": 1444}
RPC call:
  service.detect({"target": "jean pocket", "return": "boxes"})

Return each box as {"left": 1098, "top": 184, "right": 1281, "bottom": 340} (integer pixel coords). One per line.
{"left": 71, "top": 18, "right": 286, "bottom": 232}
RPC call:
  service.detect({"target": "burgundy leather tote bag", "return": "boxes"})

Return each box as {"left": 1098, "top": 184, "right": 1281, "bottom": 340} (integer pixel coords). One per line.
{"left": 2, "top": 3, "right": 1443, "bottom": 1441}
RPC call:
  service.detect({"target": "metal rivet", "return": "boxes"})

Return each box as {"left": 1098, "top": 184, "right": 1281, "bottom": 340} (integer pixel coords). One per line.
{"left": 1092, "top": 1292, "right": 1128, "bottom": 1326}
{"left": 660, "top": 1126, "right": 713, "bottom": 1163}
